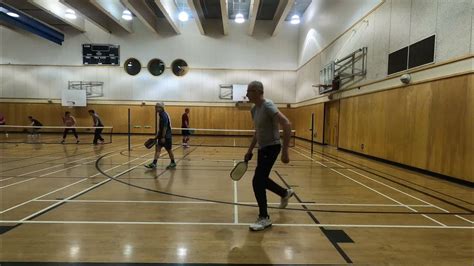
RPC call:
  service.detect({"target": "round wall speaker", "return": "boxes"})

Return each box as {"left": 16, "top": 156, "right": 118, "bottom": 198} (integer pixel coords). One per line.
{"left": 171, "top": 59, "right": 189, "bottom": 76}
{"left": 124, "top": 58, "right": 141, "bottom": 76}
{"left": 148, "top": 59, "right": 165, "bottom": 76}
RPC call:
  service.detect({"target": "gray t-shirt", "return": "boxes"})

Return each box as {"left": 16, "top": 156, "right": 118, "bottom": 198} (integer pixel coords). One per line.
{"left": 251, "top": 99, "right": 281, "bottom": 148}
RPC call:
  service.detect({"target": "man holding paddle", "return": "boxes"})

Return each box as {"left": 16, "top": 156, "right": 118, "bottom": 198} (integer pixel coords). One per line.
{"left": 244, "top": 81, "right": 294, "bottom": 231}
{"left": 144, "top": 102, "right": 176, "bottom": 170}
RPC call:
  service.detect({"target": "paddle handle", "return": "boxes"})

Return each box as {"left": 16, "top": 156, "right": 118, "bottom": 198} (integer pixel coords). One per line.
{"left": 244, "top": 153, "right": 253, "bottom": 162}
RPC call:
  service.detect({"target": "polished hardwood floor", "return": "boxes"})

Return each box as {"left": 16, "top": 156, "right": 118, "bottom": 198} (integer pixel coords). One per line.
{"left": 0, "top": 134, "right": 472, "bottom": 265}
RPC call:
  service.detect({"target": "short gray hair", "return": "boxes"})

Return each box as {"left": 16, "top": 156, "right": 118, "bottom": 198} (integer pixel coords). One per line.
{"left": 248, "top": 81, "right": 264, "bottom": 93}
{"left": 155, "top": 102, "right": 165, "bottom": 108}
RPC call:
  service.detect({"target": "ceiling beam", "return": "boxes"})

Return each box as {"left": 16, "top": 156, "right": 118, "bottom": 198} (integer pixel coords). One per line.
{"left": 154, "top": 0, "right": 180, "bottom": 34}
{"left": 90, "top": 0, "right": 133, "bottom": 32}
{"left": 29, "top": 0, "right": 85, "bottom": 32}
{"left": 188, "top": 0, "right": 205, "bottom": 35}
{"left": 0, "top": 2, "right": 64, "bottom": 45}
{"left": 271, "top": 0, "right": 294, "bottom": 36}
{"left": 247, "top": 0, "right": 259, "bottom": 35}
{"left": 121, "top": 0, "right": 159, "bottom": 34}
{"left": 62, "top": 0, "right": 132, "bottom": 33}
{"left": 219, "top": 0, "right": 228, "bottom": 35}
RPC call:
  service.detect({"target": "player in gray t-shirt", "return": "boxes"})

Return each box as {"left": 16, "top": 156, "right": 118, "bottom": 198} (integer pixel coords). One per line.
{"left": 244, "top": 81, "right": 295, "bottom": 231}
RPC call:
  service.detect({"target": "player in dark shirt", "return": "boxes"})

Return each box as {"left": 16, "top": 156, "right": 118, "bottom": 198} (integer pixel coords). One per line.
{"left": 181, "top": 108, "right": 190, "bottom": 147}
{"left": 144, "top": 102, "right": 176, "bottom": 170}
{"left": 28, "top": 116, "right": 43, "bottom": 136}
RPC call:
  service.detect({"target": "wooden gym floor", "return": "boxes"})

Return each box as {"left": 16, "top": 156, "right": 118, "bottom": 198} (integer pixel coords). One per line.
{"left": 0, "top": 135, "right": 472, "bottom": 265}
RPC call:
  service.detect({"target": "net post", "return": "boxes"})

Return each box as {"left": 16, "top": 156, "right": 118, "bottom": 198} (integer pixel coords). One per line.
{"left": 128, "top": 108, "right": 131, "bottom": 152}
{"left": 311, "top": 112, "right": 314, "bottom": 155}
{"left": 110, "top": 127, "right": 113, "bottom": 144}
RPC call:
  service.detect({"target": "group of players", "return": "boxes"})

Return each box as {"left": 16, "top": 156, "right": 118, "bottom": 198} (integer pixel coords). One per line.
{"left": 1, "top": 80, "right": 294, "bottom": 231}
{"left": 21, "top": 110, "right": 105, "bottom": 145}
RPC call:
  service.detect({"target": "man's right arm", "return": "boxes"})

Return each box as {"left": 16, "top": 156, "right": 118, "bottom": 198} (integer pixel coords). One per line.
{"left": 245, "top": 133, "right": 257, "bottom": 161}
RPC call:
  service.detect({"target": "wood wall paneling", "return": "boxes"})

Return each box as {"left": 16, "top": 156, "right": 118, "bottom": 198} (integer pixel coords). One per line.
{"left": 286, "top": 104, "right": 324, "bottom": 143}
{"left": 324, "top": 100, "right": 340, "bottom": 146}
{"left": 338, "top": 74, "right": 473, "bottom": 182}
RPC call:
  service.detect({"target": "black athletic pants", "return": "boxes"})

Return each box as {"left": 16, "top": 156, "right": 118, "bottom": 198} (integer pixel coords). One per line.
{"left": 252, "top": 144, "right": 287, "bottom": 218}
{"left": 62, "top": 128, "right": 78, "bottom": 139}
{"left": 93, "top": 127, "right": 104, "bottom": 144}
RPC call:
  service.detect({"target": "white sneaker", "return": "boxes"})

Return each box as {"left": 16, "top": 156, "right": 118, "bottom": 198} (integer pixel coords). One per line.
{"left": 249, "top": 216, "right": 272, "bottom": 231}
{"left": 279, "top": 188, "right": 294, "bottom": 209}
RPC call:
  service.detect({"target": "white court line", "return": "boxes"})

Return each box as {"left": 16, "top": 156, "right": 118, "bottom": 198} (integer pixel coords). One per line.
{"left": 0, "top": 178, "right": 37, "bottom": 189}
{"left": 1, "top": 142, "right": 145, "bottom": 187}
{"left": 291, "top": 148, "right": 447, "bottom": 227}
{"left": 34, "top": 199, "right": 219, "bottom": 204}
{"left": 39, "top": 164, "right": 84, "bottom": 177}
{"left": 0, "top": 153, "right": 120, "bottom": 190}
{"left": 31, "top": 199, "right": 438, "bottom": 209}
{"left": 0, "top": 177, "right": 15, "bottom": 182}
{"left": 18, "top": 155, "right": 151, "bottom": 222}
{"left": 0, "top": 156, "right": 63, "bottom": 159}
{"left": 0, "top": 219, "right": 471, "bottom": 229}
{"left": 294, "top": 146, "right": 451, "bottom": 213}
{"left": 239, "top": 202, "right": 434, "bottom": 207}
{"left": 0, "top": 179, "right": 90, "bottom": 214}
{"left": 455, "top": 215, "right": 474, "bottom": 224}
{"left": 0, "top": 150, "right": 153, "bottom": 215}
{"left": 16, "top": 152, "right": 111, "bottom": 177}
{"left": 346, "top": 169, "right": 450, "bottom": 212}
{"left": 295, "top": 146, "right": 473, "bottom": 224}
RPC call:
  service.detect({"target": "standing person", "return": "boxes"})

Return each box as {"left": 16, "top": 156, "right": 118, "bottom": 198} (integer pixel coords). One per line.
{"left": 88, "top": 110, "right": 104, "bottom": 145}
{"left": 145, "top": 102, "right": 176, "bottom": 170}
{"left": 244, "top": 81, "right": 294, "bottom": 231}
{"left": 181, "top": 107, "right": 190, "bottom": 147}
{"left": 28, "top": 116, "right": 43, "bottom": 136}
{"left": 0, "top": 113, "right": 7, "bottom": 137}
{"left": 61, "top": 111, "right": 79, "bottom": 144}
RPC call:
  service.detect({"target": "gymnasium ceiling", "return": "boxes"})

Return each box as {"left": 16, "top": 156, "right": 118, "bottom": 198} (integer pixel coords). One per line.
{"left": 1, "top": 0, "right": 312, "bottom": 37}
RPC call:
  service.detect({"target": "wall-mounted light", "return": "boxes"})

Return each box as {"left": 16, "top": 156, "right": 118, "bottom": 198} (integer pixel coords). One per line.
{"left": 235, "top": 13, "right": 244, "bottom": 23}
{"left": 178, "top": 11, "right": 189, "bottom": 22}
{"left": 6, "top": 12, "right": 19, "bottom": 18}
{"left": 400, "top": 74, "right": 411, "bottom": 84}
{"left": 122, "top": 10, "right": 132, "bottom": 21}
{"left": 290, "top": 14, "right": 300, "bottom": 25}
{"left": 65, "top": 9, "right": 76, "bottom": 19}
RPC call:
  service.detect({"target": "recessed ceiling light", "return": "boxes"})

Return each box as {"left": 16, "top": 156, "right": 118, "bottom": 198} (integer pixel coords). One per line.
{"left": 178, "top": 11, "right": 189, "bottom": 22}
{"left": 65, "top": 9, "right": 76, "bottom": 19}
{"left": 122, "top": 10, "right": 132, "bottom": 21}
{"left": 290, "top": 14, "right": 300, "bottom": 25}
{"left": 7, "top": 12, "right": 19, "bottom": 18}
{"left": 235, "top": 13, "right": 244, "bottom": 24}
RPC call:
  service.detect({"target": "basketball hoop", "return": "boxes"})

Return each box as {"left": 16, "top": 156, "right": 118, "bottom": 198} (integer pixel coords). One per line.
{"left": 66, "top": 101, "right": 76, "bottom": 108}
{"left": 312, "top": 84, "right": 333, "bottom": 94}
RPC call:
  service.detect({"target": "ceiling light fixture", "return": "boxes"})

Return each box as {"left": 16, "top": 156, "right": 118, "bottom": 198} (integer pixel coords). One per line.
{"left": 178, "top": 11, "right": 189, "bottom": 22}
{"left": 6, "top": 12, "right": 19, "bottom": 18}
{"left": 65, "top": 9, "right": 76, "bottom": 19}
{"left": 290, "top": 14, "right": 300, "bottom": 24}
{"left": 235, "top": 13, "right": 244, "bottom": 24}
{"left": 122, "top": 10, "right": 132, "bottom": 21}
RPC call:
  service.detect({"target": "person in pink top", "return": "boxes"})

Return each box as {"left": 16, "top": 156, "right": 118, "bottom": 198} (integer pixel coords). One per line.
{"left": 61, "top": 111, "right": 79, "bottom": 144}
